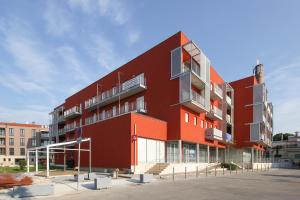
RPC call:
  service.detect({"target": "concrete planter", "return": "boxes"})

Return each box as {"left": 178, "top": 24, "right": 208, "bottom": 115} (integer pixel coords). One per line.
{"left": 13, "top": 184, "right": 54, "bottom": 198}
{"left": 74, "top": 174, "right": 85, "bottom": 181}
{"left": 94, "top": 176, "right": 111, "bottom": 190}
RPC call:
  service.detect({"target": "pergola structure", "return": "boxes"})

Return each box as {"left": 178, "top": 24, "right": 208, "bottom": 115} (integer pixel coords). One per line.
{"left": 26, "top": 138, "right": 91, "bottom": 177}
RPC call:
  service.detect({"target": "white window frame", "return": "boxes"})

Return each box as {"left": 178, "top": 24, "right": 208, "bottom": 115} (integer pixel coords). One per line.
{"left": 185, "top": 113, "right": 189, "bottom": 123}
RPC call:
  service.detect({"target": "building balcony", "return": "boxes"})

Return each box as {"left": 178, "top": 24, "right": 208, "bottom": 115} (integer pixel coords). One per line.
{"left": 64, "top": 122, "right": 79, "bottom": 133}
{"left": 40, "top": 133, "right": 49, "bottom": 138}
{"left": 58, "top": 128, "right": 65, "bottom": 135}
{"left": 64, "top": 106, "right": 82, "bottom": 119}
{"left": 211, "top": 83, "right": 223, "bottom": 100}
{"left": 206, "top": 106, "right": 223, "bottom": 120}
{"left": 181, "top": 90, "right": 208, "bottom": 113}
{"left": 86, "top": 73, "right": 146, "bottom": 111}
{"left": 223, "top": 133, "right": 233, "bottom": 143}
{"left": 226, "top": 95, "right": 232, "bottom": 106}
{"left": 183, "top": 62, "right": 206, "bottom": 90}
{"left": 57, "top": 115, "right": 65, "bottom": 124}
{"left": 226, "top": 114, "right": 232, "bottom": 124}
{"left": 205, "top": 128, "right": 223, "bottom": 141}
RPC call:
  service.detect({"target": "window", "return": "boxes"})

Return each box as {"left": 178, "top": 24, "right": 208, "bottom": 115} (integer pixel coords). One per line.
{"left": 20, "top": 148, "right": 25, "bottom": 156}
{"left": 32, "top": 139, "right": 36, "bottom": 147}
{"left": 20, "top": 129, "right": 25, "bottom": 137}
{"left": 0, "top": 148, "right": 5, "bottom": 155}
{"left": 0, "top": 128, "right": 5, "bottom": 137}
{"left": 9, "top": 148, "right": 14, "bottom": 155}
{"left": 124, "top": 102, "right": 129, "bottom": 112}
{"left": 9, "top": 128, "right": 14, "bottom": 136}
{"left": 194, "top": 117, "right": 197, "bottom": 126}
{"left": 3, "top": 158, "right": 6, "bottom": 161}
{"left": 210, "top": 124, "right": 213, "bottom": 128}
{"left": 9, "top": 138, "right": 14, "bottom": 146}
{"left": 8, "top": 158, "right": 11, "bottom": 161}
{"left": 185, "top": 113, "right": 189, "bottom": 123}
{"left": 200, "top": 120, "right": 204, "bottom": 128}
{"left": 32, "top": 129, "right": 36, "bottom": 137}
{"left": 0, "top": 138, "right": 5, "bottom": 145}
{"left": 112, "top": 106, "right": 117, "bottom": 116}
{"left": 20, "top": 138, "right": 25, "bottom": 146}
{"left": 205, "top": 122, "right": 208, "bottom": 128}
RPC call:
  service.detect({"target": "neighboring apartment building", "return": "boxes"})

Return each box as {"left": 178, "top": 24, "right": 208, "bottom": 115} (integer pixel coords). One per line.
{"left": 0, "top": 122, "right": 49, "bottom": 166}
{"left": 229, "top": 63, "right": 273, "bottom": 164}
{"left": 273, "top": 133, "right": 300, "bottom": 164}
{"left": 49, "top": 31, "right": 272, "bottom": 172}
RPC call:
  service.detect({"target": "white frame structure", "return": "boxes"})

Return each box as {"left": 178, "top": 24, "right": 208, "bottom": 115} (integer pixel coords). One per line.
{"left": 26, "top": 138, "right": 91, "bottom": 177}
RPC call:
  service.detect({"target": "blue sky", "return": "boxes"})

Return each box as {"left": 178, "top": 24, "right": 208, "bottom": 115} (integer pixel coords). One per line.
{"left": 0, "top": 0, "right": 299, "bottom": 133}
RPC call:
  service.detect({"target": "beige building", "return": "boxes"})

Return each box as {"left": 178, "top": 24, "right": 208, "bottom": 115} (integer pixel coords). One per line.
{"left": 0, "top": 122, "right": 49, "bottom": 166}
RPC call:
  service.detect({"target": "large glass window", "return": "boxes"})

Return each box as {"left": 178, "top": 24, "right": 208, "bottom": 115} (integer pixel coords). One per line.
{"left": 167, "top": 142, "right": 179, "bottom": 163}
{"left": 0, "top": 128, "right": 5, "bottom": 137}
{"left": 0, "top": 148, "right": 5, "bottom": 155}
{"left": 32, "top": 129, "right": 36, "bottom": 137}
{"left": 20, "top": 148, "right": 25, "bottom": 156}
{"left": 0, "top": 138, "right": 5, "bottom": 145}
{"left": 20, "top": 138, "right": 25, "bottom": 146}
{"left": 199, "top": 145, "right": 208, "bottom": 163}
{"left": 9, "top": 128, "right": 14, "bottom": 136}
{"left": 9, "top": 148, "right": 14, "bottom": 155}
{"left": 32, "top": 139, "right": 36, "bottom": 147}
{"left": 9, "top": 138, "right": 14, "bottom": 146}
{"left": 183, "top": 143, "right": 196, "bottom": 163}
{"left": 20, "top": 129, "right": 25, "bottom": 137}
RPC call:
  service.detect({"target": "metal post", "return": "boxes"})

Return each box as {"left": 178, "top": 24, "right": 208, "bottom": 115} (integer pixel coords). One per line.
{"left": 196, "top": 166, "right": 198, "bottom": 178}
{"left": 35, "top": 149, "right": 38, "bottom": 174}
{"left": 89, "top": 139, "right": 92, "bottom": 173}
{"left": 185, "top": 167, "right": 187, "bottom": 179}
{"left": 257, "top": 165, "right": 258, "bottom": 171}
{"left": 242, "top": 163, "right": 244, "bottom": 173}
{"left": 46, "top": 147, "right": 49, "bottom": 177}
{"left": 172, "top": 167, "right": 174, "bottom": 181}
{"left": 77, "top": 142, "right": 81, "bottom": 191}
{"left": 261, "top": 163, "right": 262, "bottom": 171}
{"left": 223, "top": 166, "right": 225, "bottom": 175}
{"left": 230, "top": 164, "right": 231, "bottom": 174}
{"left": 236, "top": 167, "right": 237, "bottom": 174}
{"left": 206, "top": 166, "right": 208, "bottom": 176}
{"left": 27, "top": 151, "right": 30, "bottom": 173}
{"left": 63, "top": 146, "right": 66, "bottom": 171}
{"left": 215, "top": 166, "right": 217, "bottom": 176}
{"left": 133, "top": 124, "right": 137, "bottom": 173}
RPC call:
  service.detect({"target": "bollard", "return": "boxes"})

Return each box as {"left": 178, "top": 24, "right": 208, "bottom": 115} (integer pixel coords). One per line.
{"left": 223, "top": 166, "right": 225, "bottom": 175}
{"left": 236, "top": 167, "right": 238, "bottom": 174}
{"left": 206, "top": 166, "right": 208, "bottom": 176}
{"left": 185, "top": 167, "right": 187, "bottom": 179}
{"left": 261, "top": 164, "right": 262, "bottom": 171}
{"left": 196, "top": 166, "right": 199, "bottom": 178}
{"left": 172, "top": 167, "right": 174, "bottom": 181}
{"left": 242, "top": 165, "right": 244, "bottom": 173}
{"left": 257, "top": 165, "right": 258, "bottom": 171}
{"left": 215, "top": 166, "right": 217, "bottom": 176}
{"left": 247, "top": 165, "right": 249, "bottom": 172}
{"left": 229, "top": 164, "right": 232, "bottom": 174}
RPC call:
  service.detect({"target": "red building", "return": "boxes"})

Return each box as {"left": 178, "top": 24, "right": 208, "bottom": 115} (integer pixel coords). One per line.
{"left": 49, "top": 31, "right": 272, "bottom": 173}
{"left": 230, "top": 64, "right": 273, "bottom": 163}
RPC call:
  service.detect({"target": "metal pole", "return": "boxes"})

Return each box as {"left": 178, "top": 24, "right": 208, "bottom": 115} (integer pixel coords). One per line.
{"left": 46, "top": 147, "right": 49, "bottom": 177}
{"left": 214, "top": 166, "right": 217, "bottom": 176}
{"left": 35, "top": 149, "right": 38, "bottom": 174}
{"left": 206, "top": 166, "right": 208, "bottom": 176}
{"left": 185, "top": 167, "right": 187, "bottom": 179}
{"left": 133, "top": 124, "right": 137, "bottom": 174}
{"left": 77, "top": 142, "right": 81, "bottom": 191}
{"left": 27, "top": 151, "right": 30, "bottom": 173}
{"left": 89, "top": 139, "right": 92, "bottom": 173}
{"left": 172, "top": 167, "right": 174, "bottom": 181}
{"left": 196, "top": 166, "right": 198, "bottom": 178}
{"left": 223, "top": 166, "right": 224, "bottom": 175}
{"left": 63, "top": 146, "right": 66, "bottom": 171}
{"left": 230, "top": 164, "right": 231, "bottom": 174}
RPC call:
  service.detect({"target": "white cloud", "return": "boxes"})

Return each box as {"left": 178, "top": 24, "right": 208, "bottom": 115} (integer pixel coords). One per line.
{"left": 266, "top": 61, "right": 300, "bottom": 133}
{"left": 43, "top": 1, "right": 73, "bottom": 36}
{"left": 0, "top": 106, "right": 49, "bottom": 125}
{"left": 68, "top": 0, "right": 129, "bottom": 25}
{"left": 128, "top": 30, "right": 140, "bottom": 45}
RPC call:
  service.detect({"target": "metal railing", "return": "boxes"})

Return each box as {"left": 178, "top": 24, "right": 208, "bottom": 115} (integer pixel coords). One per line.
{"left": 213, "top": 84, "right": 223, "bottom": 98}
{"left": 226, "top": 95, "right": 232, "bottom": 105}
{"left": 191, "top": 91, "right": 205, "bottom": 107}
{"left": 211, "top": 106, "right": 222, "bottom": 118}
{"left": 64, "top": 106, "right": 82, "bottom": 118}
{"left": 226, "top": 114, "right": 231, "bottom": 123}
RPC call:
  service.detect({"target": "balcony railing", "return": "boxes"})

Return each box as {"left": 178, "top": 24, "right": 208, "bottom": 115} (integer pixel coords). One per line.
{"left": 226, "top": 114, "right": 232, "bottom": 124}
{"left": 64, "top": 106, "right": 82, "bottom": 119}
{"left": 191, "top": 90, "right": 205, "bottom": 107}
{"left": 64, "top": 122, "right": 79, "bottom": 133}
{"left": 211, "top": 83, "right": 223, "bottom": 100}
{"left": 57, "top": 115, "right": 65, "bottom": 124}
{"left": 207, "top": 105, "right": 223, "bottom": 120}
{"left": 226, "top": 95, "right": 232, "bottom": 105}
{"left": 40, "top": 133, "right": 49, "bottom": 138}
{"left": 85, "top": 73, "right": 146, "bottom": 110}
{"left": 205, "top": 128, "right": 223, "bottom": 141}
{"left": 58, "top": 128, "right": 65, "bottom": 135}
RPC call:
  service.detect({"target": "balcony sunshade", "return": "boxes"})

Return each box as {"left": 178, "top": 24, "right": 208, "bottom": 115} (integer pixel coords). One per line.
{"left": 182, "top": 41, "right": 201, "bottom": 64}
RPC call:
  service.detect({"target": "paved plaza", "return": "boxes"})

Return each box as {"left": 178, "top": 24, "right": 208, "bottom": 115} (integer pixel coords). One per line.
{"left": 42, "top": 169, "right": 300, "bottom": 200}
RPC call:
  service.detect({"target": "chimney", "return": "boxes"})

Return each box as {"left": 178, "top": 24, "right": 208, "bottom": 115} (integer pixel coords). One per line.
{"left": 253, "top": 62, "right": 264, "bottom": 84}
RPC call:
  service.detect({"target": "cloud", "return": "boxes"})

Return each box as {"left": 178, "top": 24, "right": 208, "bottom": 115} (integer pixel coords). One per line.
{"left": 0, "top": 106, "right": 49, "bottom": 125}
{"left": 68, "top": 0, "right": 129, "bottom": 25}
{"left": 43, "top": 1, "right": 73, "bottom": 36}
{"left": 266, "top": 60, "right": 300, "bottom": 133}
{"left": 128, "top": 30, "right": 140, "bottom": 45}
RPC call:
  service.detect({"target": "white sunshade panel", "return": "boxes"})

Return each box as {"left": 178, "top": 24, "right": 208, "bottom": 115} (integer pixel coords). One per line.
{"left": 183, "top": 41, "right": 201, "bottom": 64}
